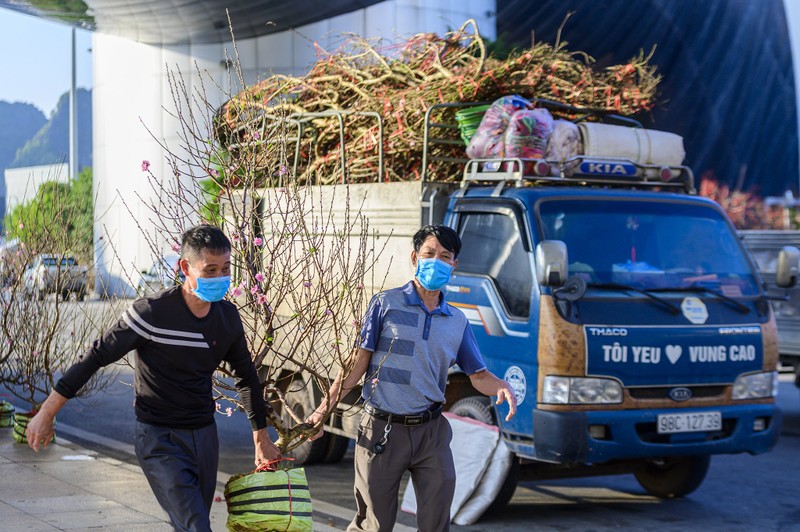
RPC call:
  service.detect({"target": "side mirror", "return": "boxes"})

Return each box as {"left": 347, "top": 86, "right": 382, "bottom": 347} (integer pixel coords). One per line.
{"left": 535, "top": 240, "right": 568, "bottom": 286}
{"left": 776, "top": 246, "right": 800, "bottom": 288}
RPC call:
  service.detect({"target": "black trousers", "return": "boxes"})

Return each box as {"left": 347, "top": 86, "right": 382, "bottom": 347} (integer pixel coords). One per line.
{"left": 134, "top": 420, "right": 219, "bottom": 532}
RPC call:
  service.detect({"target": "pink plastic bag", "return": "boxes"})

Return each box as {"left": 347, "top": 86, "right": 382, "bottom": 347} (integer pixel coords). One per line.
{"left": 504, "top": 108, "right": 554, "bottom": 160}
{"left": 466, "top": 95, "right": 530, "bottom": 160}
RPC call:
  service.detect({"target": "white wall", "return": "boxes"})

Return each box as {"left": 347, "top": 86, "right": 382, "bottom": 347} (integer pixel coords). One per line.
{"left": 92, "top": 0, "right": 496, "bottom": 296}
{"left": 4, "top": 163, "right": 70, "bottom": 215}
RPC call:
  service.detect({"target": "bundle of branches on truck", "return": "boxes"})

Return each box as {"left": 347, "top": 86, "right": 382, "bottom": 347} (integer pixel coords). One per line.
{"left": 214, "top": 19, "right": 660, "bottom": 187}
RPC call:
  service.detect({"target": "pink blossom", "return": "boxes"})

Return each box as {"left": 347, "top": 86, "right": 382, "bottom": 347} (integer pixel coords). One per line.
{"left": 209, "top": 168, "right": 219, "bottom": 177}
{"left": 231, "top": 286, "right": 243, "bottom": 298}
{"left": 171, "top": 242, "right": 181, "bottom": 252}
{"left": 253, "top": 131, "right": 261, "bottom": 140}
{"left": 352, "top": 319, "right": 359, "bottom": 328}
{"left": 253, "top": 237, "right": 263, "bottom": 247}
{"left": 303, "top": 281, "right": 312, "bottom": 288}
{"left": 257, "top": 294, "right": 268, "bottom": 305}
{"left": 325, "top": 309, "right": 333, "bottom": 316}
{"left": 33, "top": 350, "right": 39, "bottom": 357}
{"left": 18, "top": 223, "right": 24, "bottom": 230}
{"left": 232, "top": 233, "right": 240, "bottom": 242}
{"left": 141, "top": 160, "right": 150, "bottom": 172}
{"left": 371, "top": 378, "right": 379, "bottom": 385}
{"left": 255, "top": 273, "right": 265, "bottom": 283}
{"left": 250, "top": 285, "right": 260, "bottom": 294}
{"left": 278, "top": 165, "right": 288, "bottom": 176}
{"left": 356, "top": 283, "right": 364, "bottom": 290}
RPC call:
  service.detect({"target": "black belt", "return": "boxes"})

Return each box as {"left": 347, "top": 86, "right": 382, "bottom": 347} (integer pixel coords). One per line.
{"left": 363, "top": 403, "right": 443, "bottom": 426}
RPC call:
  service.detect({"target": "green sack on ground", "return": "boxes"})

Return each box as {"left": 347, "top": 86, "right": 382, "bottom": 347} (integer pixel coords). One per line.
{"left": 0, "top": 401, "right": 13, "bottom": 428}
{"left": 224, "top": 467, "right": 313, "bottom": 532}
{"left": 12, "top": 411, "right": 54, "bottom": 444}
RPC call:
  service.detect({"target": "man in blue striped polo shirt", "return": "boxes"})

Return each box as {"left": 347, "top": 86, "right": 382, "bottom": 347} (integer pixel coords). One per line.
{"left": 308, "top": 224, "right": 517, "bottom": 532}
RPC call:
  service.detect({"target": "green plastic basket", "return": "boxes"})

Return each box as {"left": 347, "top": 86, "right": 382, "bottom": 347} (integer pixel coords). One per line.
{"left": 455, "top": 104, "right": 490, "bottom": 145}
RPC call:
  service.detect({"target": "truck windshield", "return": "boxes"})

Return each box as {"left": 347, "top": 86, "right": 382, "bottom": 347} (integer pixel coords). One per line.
{"left": 537, "top": 198, "right": 760, "bottom": 296}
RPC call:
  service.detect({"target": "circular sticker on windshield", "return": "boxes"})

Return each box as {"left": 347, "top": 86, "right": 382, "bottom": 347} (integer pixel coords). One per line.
{"left": 681, "top": 296, "right": 708, "bottom": 324}
{"left": 503, "top": 366, "right": 527, "bottom": 406}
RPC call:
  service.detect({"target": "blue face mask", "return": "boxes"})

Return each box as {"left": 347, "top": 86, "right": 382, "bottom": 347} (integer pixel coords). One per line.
{"left": 415, "top": 258, "right": 454, "bottom": 291}
{"left": 192, "top": 275, "right": 231, "bottom": 302}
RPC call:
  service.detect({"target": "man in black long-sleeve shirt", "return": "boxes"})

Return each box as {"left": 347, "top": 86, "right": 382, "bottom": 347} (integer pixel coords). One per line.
{"left": 26, "top": 224, "right": 281, "bottom": 531}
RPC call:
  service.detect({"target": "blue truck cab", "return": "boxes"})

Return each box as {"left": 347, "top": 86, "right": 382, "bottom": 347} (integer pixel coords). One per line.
{"left": 437, "top": 154, "right": 799, "bottom": 501}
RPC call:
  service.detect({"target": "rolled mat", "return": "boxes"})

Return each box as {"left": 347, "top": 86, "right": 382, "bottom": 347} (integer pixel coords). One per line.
{"left": 578, "top": 122, "right": 685, "bottom": 166}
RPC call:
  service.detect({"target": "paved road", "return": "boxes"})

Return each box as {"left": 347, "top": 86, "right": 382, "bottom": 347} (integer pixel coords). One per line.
{"left": 6, "top": 370, "right": 800, "bottom": 531}
{"left": 5, "top": 298, "right": 800, "bottom": 529}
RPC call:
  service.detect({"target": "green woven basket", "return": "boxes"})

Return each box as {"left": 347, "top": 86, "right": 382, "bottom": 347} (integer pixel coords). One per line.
{"left": 12, "top": 411, "right": 55, "bottom": 444}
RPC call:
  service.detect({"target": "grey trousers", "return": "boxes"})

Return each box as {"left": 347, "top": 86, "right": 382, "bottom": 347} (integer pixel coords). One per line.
{"left": 348, "top": 413, "right": 456, "bottom": 532}
{"left": 134, "top": 421, "right": 219, "bottom": 532}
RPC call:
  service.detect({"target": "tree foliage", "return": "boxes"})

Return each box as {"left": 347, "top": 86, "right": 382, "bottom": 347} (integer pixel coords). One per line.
{"left": 0, "top": 166, "right": 118, "bottom": 410}
{"left": 4, "top": 167, "right": 93, "bottom": 263}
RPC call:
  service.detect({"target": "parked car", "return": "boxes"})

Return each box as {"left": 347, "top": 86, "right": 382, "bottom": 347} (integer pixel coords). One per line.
{"left": 24, "top": 254, "right": 89, "bottom": 300}
{"left": 136, "top": 254, "right": 183, "bottom": 296}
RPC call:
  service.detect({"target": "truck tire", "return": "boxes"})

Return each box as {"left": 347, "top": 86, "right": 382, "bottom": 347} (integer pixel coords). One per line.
{"left": 448, "top": 396, "right": 519, "bottom": 512}
{"left": 322, "top": 433, "right": 350, "bottom": 464}
{"left": 634, "top": 455, "right": 711, "bottom": 499}
{"left": 282, "top": 384, "right": 328, "bottom": 466}
{"left": 320, "top": 409, "right": 351, "bottom": 464}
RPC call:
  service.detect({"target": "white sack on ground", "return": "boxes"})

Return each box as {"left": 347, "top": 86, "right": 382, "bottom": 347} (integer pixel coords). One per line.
{"left": 401, "top": 412, "right": 498, "bottom": 519}
{"left": 452, "top": 437, "right": 513, "bottom": 525}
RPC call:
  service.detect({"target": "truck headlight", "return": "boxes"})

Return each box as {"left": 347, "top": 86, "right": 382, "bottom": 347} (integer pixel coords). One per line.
{"left": 543, "top": 376, "right": 623, "bottom": 404}
{"left": 732, "top": 371, "right": 778, "bottom": 400}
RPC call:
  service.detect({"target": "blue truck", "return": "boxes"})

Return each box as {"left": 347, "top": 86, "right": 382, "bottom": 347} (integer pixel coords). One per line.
{"left": 260, "top": 102, "right": 799, "bottom": 507}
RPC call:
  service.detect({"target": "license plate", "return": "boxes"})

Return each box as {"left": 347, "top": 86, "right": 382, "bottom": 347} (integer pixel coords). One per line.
{"left": 657, "top": 411, "right": 722, "bottom": 434}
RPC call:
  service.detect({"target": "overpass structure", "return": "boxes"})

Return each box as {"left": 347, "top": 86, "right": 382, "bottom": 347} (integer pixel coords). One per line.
{"left": 0, "top": 0, "right": 496, "bottom": 296}
{"left": 3, "top": 0, "right": 800, "bottom": 296}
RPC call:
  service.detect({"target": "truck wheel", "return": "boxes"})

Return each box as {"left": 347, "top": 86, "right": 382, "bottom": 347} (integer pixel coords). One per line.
{"left": 282, "top": 384, "right": 328, "bottom": 466}
{"left": 634, "top": 455, "right": 711, "bottom": 498}
{"left": 322, "top": 433, "right": 350, "bottom": 463}
{"left": 448, "top": 396, "right": 519, "bottom": 512}
{"left": 320, "top": 410, "right": 351, "bottom": 464}
{"left": 61, "top": 289, "right": 70, "bottom": 301}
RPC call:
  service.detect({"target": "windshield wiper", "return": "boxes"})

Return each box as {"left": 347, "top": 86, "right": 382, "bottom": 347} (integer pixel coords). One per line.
{"left": 587, "top": 282, "right": 681, "bottom": 315}
{"left": 647, "top": 285, "right": 750, "bottom": 314}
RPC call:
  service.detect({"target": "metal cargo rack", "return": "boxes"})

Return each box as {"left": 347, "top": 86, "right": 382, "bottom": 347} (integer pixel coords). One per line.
{"left": 421, "top": 98, "right": 695, "bottom": 194}
{"left": 224, "top": 108, "right": 385, "bottom": 186}
{"left": 461, "top": 156, "right": 695, "bottom": 194}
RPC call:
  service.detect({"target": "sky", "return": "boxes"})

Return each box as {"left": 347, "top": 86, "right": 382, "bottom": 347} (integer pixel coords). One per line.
{"left": 0, "top": 8, "right": 93, "bottom": 117}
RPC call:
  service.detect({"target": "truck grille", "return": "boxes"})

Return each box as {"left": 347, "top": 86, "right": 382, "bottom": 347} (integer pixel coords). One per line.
{"left": 628, "top": 386, "right": 726, "bottom": 400}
